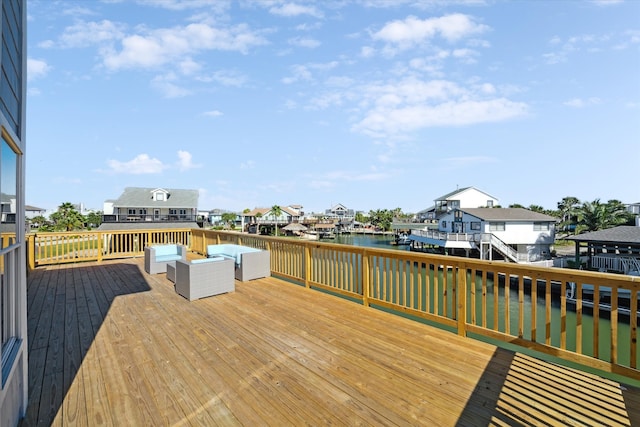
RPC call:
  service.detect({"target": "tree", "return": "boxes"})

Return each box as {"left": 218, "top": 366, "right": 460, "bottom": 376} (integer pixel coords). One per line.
{"left": 29, "top": 215, "right": 48, "bottom": 230}
{"left": 50, "top": 202, "right": 83, "bottom": 232}
{"left": 85, "top": 211, "right": 103, "bottom": 229}
{"left": 355, "top": 211, "right": 368, "bottom": 224}
{"left": 557, "top": 196, "right": 580, "bottom": 235}
{"left": 368, "top": 209, "right": 393, "bottom": 231}
{"left": 221, "top": 212, "right": 237, "bottom": 229}
{"left": 271, "top": 205, "right": 282, "bottom": 236}
{"left": 575, "top": 199, "right": 631, "bottom": 234}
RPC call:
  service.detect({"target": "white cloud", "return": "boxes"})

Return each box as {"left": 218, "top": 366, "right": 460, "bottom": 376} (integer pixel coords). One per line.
{"left": 351, "top": 78, "right": 527, "bottom": 137}
{"left": 372, "top": 14, "right": 489, "bottom": 53}
{"left": 177, "top": 150, "right": 201, "bottom": 171}
{"left": 102, "top": 22, "right": 267, "bottom": 71}
{"left": 150, "top": 73, "right": 191, "bottom": 98}
{"left": 589, "top": 0, "right": 623, "bottom": 6}
{"left": 27, "top": 58, "right": 51, "bottom": 81}
{"left": 58, "top": 20, "right": 125, "bottom": 48}
{"left": 203, "top": 110, "right": 223, "bottom": 117}
{"left": 199, "top": 70, "right": 248, "bottom": 87}
{"left": 563, "top": 97, "right": 601, "bottom": 108}
{"left": 288, "top": 37, "right": 321, "bottom": 48}
{"left": 106, "top": 154, "right": 166, "bottom": 174}
{"left": 269, "top": 3, "right": 324, "bottom": 18}
{"left": 137, "top": 0, "right": 231, "bottom": 12}
{"left": 240, "top": 160, "right": 256, "bottom": 169}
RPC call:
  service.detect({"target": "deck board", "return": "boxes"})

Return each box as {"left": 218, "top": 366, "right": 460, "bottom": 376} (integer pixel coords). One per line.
{"left": 19, "top": 258, "right": 640, "bottom": 426}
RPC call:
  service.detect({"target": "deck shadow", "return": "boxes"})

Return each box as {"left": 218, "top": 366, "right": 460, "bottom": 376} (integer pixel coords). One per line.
{"left": 21, "top": 261, "right": 151, "bottom": 426}
{"left": 457, "top": 347, "right": 640, "bottom": 426}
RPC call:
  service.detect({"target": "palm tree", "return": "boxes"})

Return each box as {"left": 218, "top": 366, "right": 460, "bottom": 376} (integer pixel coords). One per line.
{"left": 51, "top": 202, "right": 83, "bottom": 231}
{"left": 575, "top": 199, "right": 630, "bottom": 234}
{"left": 271, "top": 205, "right": 282, "bottom": 236}
{"left": 557, "top": 196, "right": 580, "bottom": 235}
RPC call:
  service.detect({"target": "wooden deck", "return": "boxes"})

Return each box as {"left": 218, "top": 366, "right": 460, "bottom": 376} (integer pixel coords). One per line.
{"left": 20, "top": 257, "right": 640, "bottom": 426}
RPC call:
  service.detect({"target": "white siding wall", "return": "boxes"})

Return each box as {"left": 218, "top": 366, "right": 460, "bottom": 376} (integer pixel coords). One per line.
{"left": 484, "top": 222, "right": 554, "bottom": 245}
{"left": 456, "top": 188, "right": 498, "bottom": 208}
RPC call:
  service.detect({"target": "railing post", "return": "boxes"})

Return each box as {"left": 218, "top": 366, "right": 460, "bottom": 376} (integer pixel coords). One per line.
{"left": 362, "top": 250, "right": 370, "bottom": 307}
{"left": 457, "top": 263, "right": 467, "bottom": 337}
{"left": 304, "top": 243, "right": 311, "bottom": 288}
{"left": 27, "top": 234, "right": 35, "bottom": 271}
{"left": 97, "top": 232, "right": 103, "bottom": 262}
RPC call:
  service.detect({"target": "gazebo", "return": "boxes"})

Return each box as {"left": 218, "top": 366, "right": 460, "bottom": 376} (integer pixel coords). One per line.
{"left": 565, "top": 225, "right": 640, "bottom": 273}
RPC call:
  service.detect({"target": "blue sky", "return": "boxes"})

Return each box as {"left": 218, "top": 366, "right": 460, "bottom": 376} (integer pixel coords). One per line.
{"left": 26, "top": 0, "right": 640, "bottom": 214}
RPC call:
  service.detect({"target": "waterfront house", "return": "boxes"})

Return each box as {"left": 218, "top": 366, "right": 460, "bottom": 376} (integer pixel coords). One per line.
{"left": 100, "top": 187, "right": 199, "bottom": 229}
{"left": 411, "top": 207, "right": 557, "bottom": 263}
{"left": 325, "top": 203, "right": 355, "bottom": 220}
{"left": 243, "top": 205, "right": 302, "bottom": 234}
{"left": 416, "top": 186, "right": 499, "bottom": 222}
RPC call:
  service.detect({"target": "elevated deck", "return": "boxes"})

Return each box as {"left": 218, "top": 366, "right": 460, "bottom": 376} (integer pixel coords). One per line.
{"left": 21, "top": 257, "right": 640, "bottom": 426}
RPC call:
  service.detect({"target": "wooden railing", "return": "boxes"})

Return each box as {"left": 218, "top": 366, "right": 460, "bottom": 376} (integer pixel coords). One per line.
{"left": 197, "top": 230, "right": 640, "bottom": 382}
{"left": 27, "top": 229, "right": 640, "bottom": 382}
{"left": 27, "top": 229, "right": 192, "bottom": 269}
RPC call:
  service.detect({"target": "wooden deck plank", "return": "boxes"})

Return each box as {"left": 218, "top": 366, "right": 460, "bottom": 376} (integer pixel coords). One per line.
{"left": 20, "top": 258, "right": 640, "bottom": 427}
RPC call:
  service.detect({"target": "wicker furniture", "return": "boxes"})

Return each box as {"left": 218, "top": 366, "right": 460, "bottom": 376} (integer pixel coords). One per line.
{"left": 144, "top": 244, "right": 187, "bottom": 274}
{"left": 166, "top": 262, "right": 176, "bottom": 283}
{"left": 174, "top": 257, "right": 235, "bottom": 301}
{"left": 206, "top": 244, "right": 271, "bottom": 281}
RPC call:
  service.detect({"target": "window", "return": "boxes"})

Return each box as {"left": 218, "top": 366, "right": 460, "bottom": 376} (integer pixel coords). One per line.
{"left": 156, "top": 193, "right": 165, "bottom": 201}
{"left": 1, "top": 132, "right": 20, "bottom": 373}
{"left": 128, "top": 209, "right": 136, "bottom": 215}
{"left": 487, "top": 200, "right": 494, "bottom": 208}
{"left": 442, "top": 221, "right": 447, "bottom": 228}
{"left": 534, "top": 222, "right": 550, "bottom": 231}
{"left": 471, "top": 222, "right": 481, "bottom": 231}
{"left": 489, "top": 222, "right": 505, "bottom": 231}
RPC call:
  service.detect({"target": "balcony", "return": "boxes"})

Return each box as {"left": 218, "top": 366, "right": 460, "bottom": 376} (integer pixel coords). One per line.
{"left": 21, "top": 229, "right": 640, "bottom": 425}
{"left": 102, "top": 214, "right": 200, "bottom": 223}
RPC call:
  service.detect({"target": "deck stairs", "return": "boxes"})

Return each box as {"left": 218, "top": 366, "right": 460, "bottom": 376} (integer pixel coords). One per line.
{"left": 475, "top": 233, "right": 519, "bottom": 263}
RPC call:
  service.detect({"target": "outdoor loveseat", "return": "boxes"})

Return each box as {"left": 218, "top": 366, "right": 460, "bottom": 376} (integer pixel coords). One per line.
{"left": 174, "top": 257, "right": 235, "bottom": 301}
{"left": 144, "top": 244, "right": 187, "bottom": 274}
{"left": 206, "top": 244, "right": 270, "bottom": 281}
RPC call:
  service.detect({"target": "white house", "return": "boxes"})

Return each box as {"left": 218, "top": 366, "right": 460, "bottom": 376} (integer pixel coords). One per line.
{"left": 417, "top": 187, "right": 499, "bottom": 222}
{"left": 410, "top": 207, "right": 557, "bottom": 264}
{"left": 243, "top": 205, "right": 303, "bottom": 234}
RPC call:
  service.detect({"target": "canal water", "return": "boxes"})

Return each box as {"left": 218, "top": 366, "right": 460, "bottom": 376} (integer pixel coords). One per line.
{"left": 331, "top": 233, "right": 639, "bottom": 382}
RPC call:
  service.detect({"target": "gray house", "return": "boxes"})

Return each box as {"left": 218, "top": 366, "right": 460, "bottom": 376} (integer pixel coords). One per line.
{"left": 100, "top": 187, "right": 200, "bottom": 230}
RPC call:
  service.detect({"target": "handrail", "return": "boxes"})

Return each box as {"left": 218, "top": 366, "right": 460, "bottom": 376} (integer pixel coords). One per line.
{"left": 27, "top": 228, "right": 640, "bottom": 382}
{"left": 196, "top": 230, "right": 639, "bottom": 382}
{"left": 480, "top": 233, "right": 519, "bottom": 262}
{"left": 27, "top": 229, "right": 193, "bottom": 269}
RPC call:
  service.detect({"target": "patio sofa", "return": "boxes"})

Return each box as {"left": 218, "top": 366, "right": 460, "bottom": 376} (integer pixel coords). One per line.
{"left": 174, "top": 257, "right": 235, "bottom": 301}
{"left": 206, "top": 244, "right": 270, "bottom": 281}
{"left": 144, "top": 244, "right": 187, "bottom": 274}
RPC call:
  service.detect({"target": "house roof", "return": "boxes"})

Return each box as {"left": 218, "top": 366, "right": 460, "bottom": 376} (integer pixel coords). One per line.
{"left": 26, "top": 205, "right": 46, "bottom": 212}
{"left": 458, "top": 208, "right": 557, "bottom": 222}
{"left": 113, "top": 187, "right": 198, "bottom": 208}
{"left": 565, "top": 226, "right": 640, "bottom": 245}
